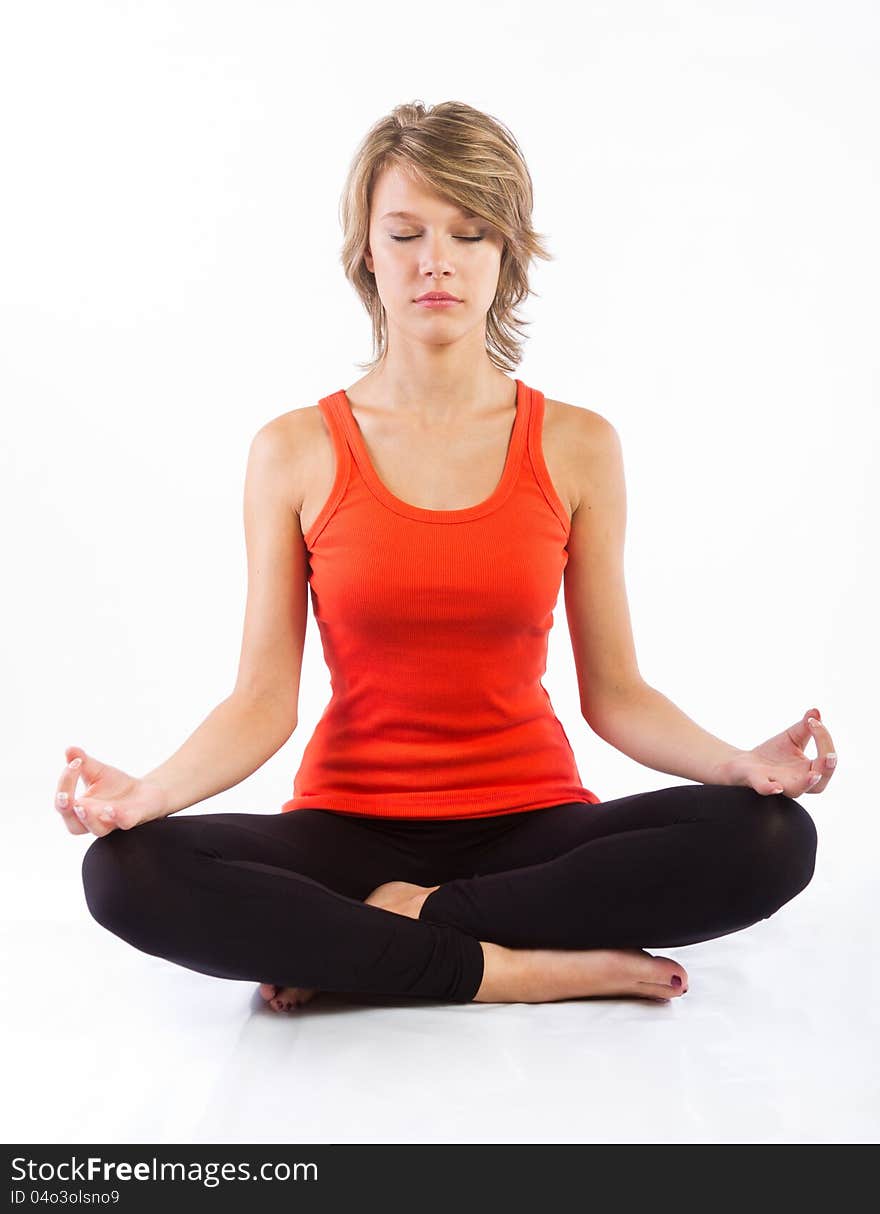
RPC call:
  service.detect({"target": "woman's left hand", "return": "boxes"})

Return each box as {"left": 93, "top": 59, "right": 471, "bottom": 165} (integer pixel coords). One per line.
{"left": 714, "top": 708, "right": 837, "bottom": 797}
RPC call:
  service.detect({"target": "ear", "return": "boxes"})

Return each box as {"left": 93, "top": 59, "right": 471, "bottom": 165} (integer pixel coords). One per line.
{"left": 364, "top": 247, "right": 374, "bottom": 273}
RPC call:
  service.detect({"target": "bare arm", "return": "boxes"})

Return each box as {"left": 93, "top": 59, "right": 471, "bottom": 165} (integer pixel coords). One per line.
{"left": 564, "top": 409, "right": 742, "bottom": 785}
{"left": 140, "top": 693, "right": 298, "bottom": 816}
{"left": 579, "top": 683, "right": 743, "bottom": 786}
{"left": 141, "top": 416, "right": 309, "bottom": 815}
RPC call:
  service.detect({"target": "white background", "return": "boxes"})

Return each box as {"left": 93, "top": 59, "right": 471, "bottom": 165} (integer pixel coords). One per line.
{"left": 2, "top": 0, "right": 877, "bottom": 1145}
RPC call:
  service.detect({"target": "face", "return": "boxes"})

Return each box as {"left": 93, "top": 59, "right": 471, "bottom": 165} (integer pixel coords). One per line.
{"left": 363, "top": 163, "right": 505, "bottom": 346}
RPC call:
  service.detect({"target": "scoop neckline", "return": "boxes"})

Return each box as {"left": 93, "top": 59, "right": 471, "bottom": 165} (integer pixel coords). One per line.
{"left": 332, "top": 377, "right": 531, "bottom": 524}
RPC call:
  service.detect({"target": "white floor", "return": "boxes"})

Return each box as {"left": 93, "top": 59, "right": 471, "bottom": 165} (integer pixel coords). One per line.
{"left": 3, "top": 851, "right": 878, "bottom": 1145}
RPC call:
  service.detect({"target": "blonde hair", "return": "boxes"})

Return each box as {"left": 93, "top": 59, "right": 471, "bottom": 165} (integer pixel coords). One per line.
{"left": 339, "top": 100, "right": 554, "bottom": 373}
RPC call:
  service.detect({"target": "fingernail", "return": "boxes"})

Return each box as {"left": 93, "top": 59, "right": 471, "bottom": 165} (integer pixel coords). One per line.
{"left": 73, "top": 804, "right": 85, "bottom": 820}
{"left": 56, "top": 792, "right": 68, "bottom": 809}
{"left": 807, "top": 717, "right": 819, "bottom": 729}
{"left": 100, "top": 807, "right": 115, "bottom": 821}
{"left": 68, "top": 757, "right": 82, "bottom": 770}
{"left": 826, "top": 753, "right": 836, "bottom": 767}
{"left": 808, "top": 773, "right": 821, "bottom": 786}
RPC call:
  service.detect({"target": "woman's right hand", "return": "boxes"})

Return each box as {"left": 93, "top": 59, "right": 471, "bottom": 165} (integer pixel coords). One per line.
{"left": 54, "top": 746, "right": 170, "bottom": 836}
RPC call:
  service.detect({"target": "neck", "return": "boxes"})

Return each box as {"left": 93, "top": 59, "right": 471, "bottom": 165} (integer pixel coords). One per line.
{"left": 354, "top": 352, "right": 514, "bottom": 424}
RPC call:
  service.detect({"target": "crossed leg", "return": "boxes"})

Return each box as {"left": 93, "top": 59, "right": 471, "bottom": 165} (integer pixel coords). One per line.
{"left": 262, "top": 784, "right": 817, "bottom": 1008}
{"left": 81, "top": 805, "right": 490, "bottom": 1004}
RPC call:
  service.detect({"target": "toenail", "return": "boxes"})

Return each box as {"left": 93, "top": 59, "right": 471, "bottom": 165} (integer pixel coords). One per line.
{"left": 671, "top": 975, "right": 682, "bottom": 988}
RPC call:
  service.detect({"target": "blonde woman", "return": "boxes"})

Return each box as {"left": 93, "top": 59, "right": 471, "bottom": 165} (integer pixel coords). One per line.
{"left": 60, "top": 101, "right": 830, "bottom": 1011}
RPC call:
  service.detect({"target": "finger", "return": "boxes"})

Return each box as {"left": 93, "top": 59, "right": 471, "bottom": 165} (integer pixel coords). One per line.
{"left": 758, "top": 773, "right": 787, "bottom": 796}
{"left": 72, "top": 798, "right": 116, "bottom": 837}
{"left": 794, "top": 708, "right": 819, "bottom": 742}
{"left": 806, "top": 716, "right": 837, "bottom": 774}
{"left": 61, "top": 790, "right": 90, "bottom": 834}
{"left": 65, "top": 746, "right": 104, "bottom": 785}
{"left": 55, "top": 753, "right": 84, "bottom": 818}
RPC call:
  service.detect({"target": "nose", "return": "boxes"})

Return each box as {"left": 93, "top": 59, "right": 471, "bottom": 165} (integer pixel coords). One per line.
{"left": 418, "top": 237, "right": 457, "bottom": 276}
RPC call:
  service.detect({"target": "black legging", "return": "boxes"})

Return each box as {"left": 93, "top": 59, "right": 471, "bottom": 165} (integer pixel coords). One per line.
{"left": 80, "top": 784, "right": 817, "bottom": 1004}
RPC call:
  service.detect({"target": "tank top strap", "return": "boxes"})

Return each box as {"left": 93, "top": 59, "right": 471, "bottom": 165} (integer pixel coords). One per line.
{"left": 303, "top": 393, "right": 353, "bottom": 550}
{"left": 524, "top": 386, "right": 572, "bottom": 535}
{"left": 318, "top": 390, "right": 352, "bottom": 459}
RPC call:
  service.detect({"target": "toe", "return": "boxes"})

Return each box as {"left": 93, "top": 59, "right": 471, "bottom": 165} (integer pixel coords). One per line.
{"left": 671, "top": 968, "right": 689, "bottom": 993}
{"left": 636, "top": 980, "right": 681, "bottom": 999}
{"left": 655, "top": 956, "right": 689, "bottom": 993}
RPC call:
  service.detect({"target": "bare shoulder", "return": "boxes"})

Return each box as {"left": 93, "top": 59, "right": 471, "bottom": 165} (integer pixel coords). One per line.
{"left": 260, "top": 403, "right": 323, "bottom": 447}
{"left": 257, "top": 404, "right": 329, "bottom": 516}
{"left": 542, "top": 397, "right": 620, "bottom": 517}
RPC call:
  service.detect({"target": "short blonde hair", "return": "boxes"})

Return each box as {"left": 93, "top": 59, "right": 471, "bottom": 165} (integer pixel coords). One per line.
{"left": 339, "top": 100, "right": 554, "bottom": 373}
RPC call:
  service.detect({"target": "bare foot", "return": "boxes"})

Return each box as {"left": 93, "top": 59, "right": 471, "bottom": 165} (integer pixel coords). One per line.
{"left": 364, "top": 879, "right": 440, "bottom": 918}
{"left": 258, "top": 982, "right": 318, "bottom": 1012}
{"left": 476, "top": 942, "right": 690, "bottom": 1003}
{"left": 365, "top": 882, "right": 690, "bottom": 1003}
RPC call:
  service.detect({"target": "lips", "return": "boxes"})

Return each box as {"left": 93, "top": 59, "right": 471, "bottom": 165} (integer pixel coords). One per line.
{"left": 415, "top": 292, "right": 461, "bottom": 302}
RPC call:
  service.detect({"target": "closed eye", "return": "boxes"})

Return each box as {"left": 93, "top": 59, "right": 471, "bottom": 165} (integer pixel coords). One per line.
{"left": 390, "top": 235, "right": 485, "bottom": 242}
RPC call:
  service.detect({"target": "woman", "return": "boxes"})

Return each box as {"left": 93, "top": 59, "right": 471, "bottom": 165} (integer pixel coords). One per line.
{"left": 59, "top": 101, "right": 831, "bottom": 1011}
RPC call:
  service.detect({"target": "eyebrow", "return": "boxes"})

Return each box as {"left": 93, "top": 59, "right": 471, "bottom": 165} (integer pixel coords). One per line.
{"left": 380, "top": 208, "right": 479, "bottom": 221}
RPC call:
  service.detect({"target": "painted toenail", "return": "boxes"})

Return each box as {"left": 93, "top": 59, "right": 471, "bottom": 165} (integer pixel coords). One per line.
{"left": 671, "top": 975, "right": 682, "bottom": 988}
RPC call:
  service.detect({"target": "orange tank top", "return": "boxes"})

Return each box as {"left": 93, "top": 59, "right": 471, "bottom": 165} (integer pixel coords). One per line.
{"left": 280, "top": 377, "right": 601, "bottom": 819}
